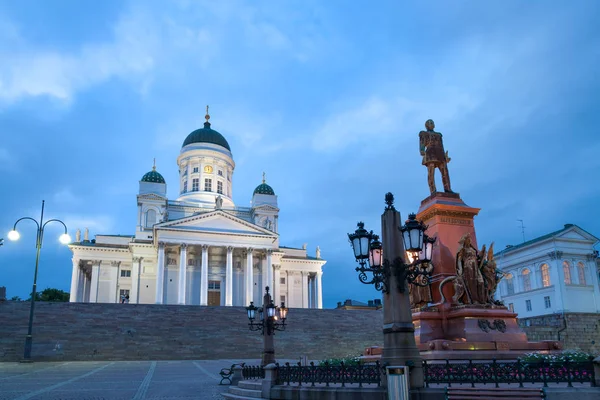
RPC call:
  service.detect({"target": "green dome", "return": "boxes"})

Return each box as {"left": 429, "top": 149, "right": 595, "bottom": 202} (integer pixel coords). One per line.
{"left": 141, "top": 169, "right": 165, "bottom": 183}
{"left": 254, "top": 183, "right": 275, "bottom": 195}
{"left": 182, "top": 122, "right": 231, "bottom": 151}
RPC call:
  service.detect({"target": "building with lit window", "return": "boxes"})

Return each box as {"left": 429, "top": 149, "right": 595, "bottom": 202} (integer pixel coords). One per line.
{"left": 67, "top": 112, "right": 326, "bottom": 308}
{"left": 495, "top": 224, "right": 600, "bottom": 317}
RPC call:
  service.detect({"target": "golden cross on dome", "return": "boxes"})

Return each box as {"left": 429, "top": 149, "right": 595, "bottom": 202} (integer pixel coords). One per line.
{"left": 262, "top": 172, "right": 266, "bottom": 184}
{"left": 152, "top": 158, "right": 156, "bottom": 171}
{"left": 205, "top": 105, "right": 210, "bottom": 122}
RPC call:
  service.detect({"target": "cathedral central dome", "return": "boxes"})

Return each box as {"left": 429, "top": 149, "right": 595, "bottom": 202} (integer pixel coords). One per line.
{"left": 182, "top": 121, "right": 231, "bottom": 151}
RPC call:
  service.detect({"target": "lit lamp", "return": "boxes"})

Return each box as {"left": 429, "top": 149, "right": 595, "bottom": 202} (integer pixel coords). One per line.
{"left": 8, "top": 200, "right": 70, "bottom": 362}
{"left": 348, "top": 199, "right": 434, "bottom": 293}
{"left": 245, "top": 286, "right": 289, "bottom": 367}
{"left": 369, "top": 235, "right": 383, "bottom": 269}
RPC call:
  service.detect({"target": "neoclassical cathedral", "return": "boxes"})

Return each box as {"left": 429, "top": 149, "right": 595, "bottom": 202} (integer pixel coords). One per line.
{"left": 68, "top": 111, "right": 326, "bottom": 308}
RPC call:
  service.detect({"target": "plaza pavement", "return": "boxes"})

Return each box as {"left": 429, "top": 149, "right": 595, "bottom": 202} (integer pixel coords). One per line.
{"left": 0, "top": 359, "right": 267, "bottom": 400}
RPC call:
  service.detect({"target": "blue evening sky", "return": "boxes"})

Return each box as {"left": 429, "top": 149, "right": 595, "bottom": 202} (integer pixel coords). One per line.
{"left": 1, "top": 0, "right": 599, "bottom": 307}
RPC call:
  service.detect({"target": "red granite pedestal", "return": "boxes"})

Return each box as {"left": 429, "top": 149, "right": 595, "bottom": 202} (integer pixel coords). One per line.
{"left": 412, "top": 192, "right": 561, "bottom": 360}
{"left": 363, "top": 192, "right": 561, "bottom": 362}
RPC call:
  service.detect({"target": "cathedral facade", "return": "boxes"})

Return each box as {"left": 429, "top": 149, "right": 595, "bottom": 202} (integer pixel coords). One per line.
{"left": 68, "top": 113, "right": 325, "bottom": 308}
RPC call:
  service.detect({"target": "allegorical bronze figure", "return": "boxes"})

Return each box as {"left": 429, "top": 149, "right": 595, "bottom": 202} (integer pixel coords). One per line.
{"left": 419, "top": 119, "right": 452, "bottom": 195}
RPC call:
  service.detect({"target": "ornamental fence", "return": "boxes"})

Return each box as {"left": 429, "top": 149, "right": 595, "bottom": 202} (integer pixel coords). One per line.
{"left": 239, "top": 359, "right": 595, "bottom": 388}
{"left": 275, "top": 361, "right": 382, "bottom": 387}
{"left": 423, "top": 359, "right": 596, "bottom": 388}
{"left": 241, "top": 365, "right": 265, "bottom": 380}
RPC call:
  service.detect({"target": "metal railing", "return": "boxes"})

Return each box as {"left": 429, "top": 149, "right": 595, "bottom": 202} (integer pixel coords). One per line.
{"left": 275, "top": 361, "right": 382, "bottom": 387}
{"left": 242, "top": 365, "right": 265, "bottom": 380}
{"left": 423, "top": 359, "right": 596, "bottom": 388}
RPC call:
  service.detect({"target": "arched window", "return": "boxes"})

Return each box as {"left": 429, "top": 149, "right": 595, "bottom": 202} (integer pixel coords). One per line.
{"left": 145, "top": 209, "right": 156, "bottom": 228}
{"left": 541, "top": 264, "right": 551, "bottom": 287}
{"left": 521, "top": 268, "right": 531, "bottom": 291}
{"left": 563, "top": 261, "right": 572, "bottom": 284}
{"left": 506, "top": 273, "right": 515, "bottom": 295}
{"left": 577, "top": 262, "right": 587, "bottom": 285}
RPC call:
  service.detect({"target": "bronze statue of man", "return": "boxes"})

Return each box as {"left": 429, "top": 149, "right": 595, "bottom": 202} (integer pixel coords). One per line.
{"left": 419, "top": 119, "right": 452, "bottom": 195}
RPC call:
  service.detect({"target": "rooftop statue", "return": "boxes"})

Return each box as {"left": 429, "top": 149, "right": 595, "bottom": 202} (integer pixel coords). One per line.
{"left": 419, "top": 119, "right": 453, "bottom": 196}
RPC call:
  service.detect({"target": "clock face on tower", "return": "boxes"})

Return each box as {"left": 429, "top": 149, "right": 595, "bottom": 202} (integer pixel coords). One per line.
{"left": 204, "top": 165, "right": 213, "bottom": 173}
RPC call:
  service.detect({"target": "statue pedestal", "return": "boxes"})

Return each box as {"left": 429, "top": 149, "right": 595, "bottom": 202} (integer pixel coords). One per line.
{"left": 416, "top": 192, "right": 480, "bottom": 304}
{"left": 412, "top": 305, "right": 561, "bottom": 360}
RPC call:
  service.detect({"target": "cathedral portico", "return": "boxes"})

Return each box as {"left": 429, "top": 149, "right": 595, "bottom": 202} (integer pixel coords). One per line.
{"left": 68, "top": 111, "right": 326, "bottom": 308}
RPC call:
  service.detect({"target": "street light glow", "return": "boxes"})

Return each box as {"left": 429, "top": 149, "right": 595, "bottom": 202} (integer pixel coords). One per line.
{"left": 8, "top": 230, "right": 20, "bottom": 241}
{"left": 59, "top": 233, "right": 71, "bottom": 244}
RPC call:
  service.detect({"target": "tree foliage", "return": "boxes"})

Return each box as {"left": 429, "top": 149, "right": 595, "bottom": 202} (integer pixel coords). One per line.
{"left": 28, "top": 288, "right": 70, "bottom": 302}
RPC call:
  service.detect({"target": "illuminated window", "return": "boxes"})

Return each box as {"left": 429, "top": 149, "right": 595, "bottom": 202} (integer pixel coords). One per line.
{"left": 577, "top": 262, "right": 587, "bottom": 285}
{"left": 541, "top": 264, "right": 551, "bottom": 287}
{"left": 563, "top": 261, "right": 572, "bottom": 284}
{"left": 521, "top": 268, "right": 531, "bottom": 291}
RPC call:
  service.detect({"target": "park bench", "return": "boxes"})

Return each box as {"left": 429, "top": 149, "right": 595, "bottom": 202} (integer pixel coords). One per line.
{"left": 219, "top": 362, "right": 245, "bottom": 385}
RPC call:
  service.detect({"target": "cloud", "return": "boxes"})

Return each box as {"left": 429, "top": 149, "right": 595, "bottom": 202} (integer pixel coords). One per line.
{"left": 59, "top": 214, "right": 116, "bottom": 235}
{"left": 52, "top": 188, "right": 81, "bottom": 205}
{"left": 0, "top": 7, "right": 159, "bottom": 105}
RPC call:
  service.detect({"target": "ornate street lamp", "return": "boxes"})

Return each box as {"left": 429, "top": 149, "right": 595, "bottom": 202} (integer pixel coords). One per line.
{"left": 246, "top": 286, "right": 288, "bottom": 366}
{"left": 348, "top": 196, "right": 435, "bottom": 293}
{"left": 8, "top": 200, "right": 70, "bottom": 362}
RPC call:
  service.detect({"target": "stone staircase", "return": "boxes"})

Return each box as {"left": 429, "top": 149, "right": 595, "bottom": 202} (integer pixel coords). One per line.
{"left": 446, "top": 387, "right": 544, "bottom": 399}
{"left": 222, "top": 380, "right": 263, "bottom": 400}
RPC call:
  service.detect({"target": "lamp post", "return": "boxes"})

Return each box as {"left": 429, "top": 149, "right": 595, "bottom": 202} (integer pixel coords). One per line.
{"left": 8, "top": 200, "right": 70, "bottom": 362}
{"left": 347, "top": 192, "right": 434, "bottom": 390}
{"left": 246, "top": 286, "right": 288, "bottom": 366}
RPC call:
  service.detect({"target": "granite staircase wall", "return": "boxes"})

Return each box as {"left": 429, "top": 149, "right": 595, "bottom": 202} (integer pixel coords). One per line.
{"left": 0, "top": 302, "right": 383, "bottom": 362}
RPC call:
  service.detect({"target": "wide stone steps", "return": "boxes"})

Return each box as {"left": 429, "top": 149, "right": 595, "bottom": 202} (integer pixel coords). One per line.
{"left": 446, "top": 387, "right": 544, "bottom": 399}
{"left": 222, "top": 380, "right": 263, "bottom": 400}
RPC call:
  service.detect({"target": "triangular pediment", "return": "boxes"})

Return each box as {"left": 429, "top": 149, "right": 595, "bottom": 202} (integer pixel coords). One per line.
{"left": 555, "top": 226, "right": 598, "bottom": 242}
{"left": 253, "top": 204, "right": 280, "bottom": 212}
{"left": 138, "top": 193, "right": 167, "bottom": 201}
{"left": 155, "top": 210, "right": 277, "bottom": 237}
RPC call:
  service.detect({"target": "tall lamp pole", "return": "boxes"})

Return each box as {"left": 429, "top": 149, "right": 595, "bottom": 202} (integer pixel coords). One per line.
{"left": 246, "top": 286, "right": 289, "bottom": 366}
{"left": 8, "top": 200, "right": 70, "bottom": 362}
{"left": 347, "top": 193, "right": 435, "bottom": 390}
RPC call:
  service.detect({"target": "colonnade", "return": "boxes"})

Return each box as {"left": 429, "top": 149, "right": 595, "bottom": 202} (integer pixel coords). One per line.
{"left": 69, "top": 244, "right": 323, "bottom": 308}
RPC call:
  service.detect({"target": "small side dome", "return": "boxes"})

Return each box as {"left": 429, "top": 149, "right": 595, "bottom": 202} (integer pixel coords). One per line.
{"left": 141, "top": 161, "right": 165, "bottom": 183}
{"left": 253, "top": 172, "right": 275, "bottom": 195}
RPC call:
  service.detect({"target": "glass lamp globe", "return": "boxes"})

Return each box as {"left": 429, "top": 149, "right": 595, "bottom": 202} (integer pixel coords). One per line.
{"left": 8, "top": 230, "right": 20, "bottom": 241}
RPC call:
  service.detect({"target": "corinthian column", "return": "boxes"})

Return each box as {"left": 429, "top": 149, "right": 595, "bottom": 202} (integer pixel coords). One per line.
{"left": 245, "top": 248, "right": 254, "bottom": 305}
{"left": 155, "top": 242, "right": 165, "bottom": 304}
{"left": 301, "top": 271, "right": 309, "bottom": 308}
{"left": 131, "top": 257, "right": 143, "bottom": 303}
{"left": 111, "top": 261, "right": 121, "bottom": 303}
{"left": 266, "top": 250, "right": 273, "bottom": 291}
{"left": 226, "top": 246, "right": 233, "bottom": 306}
{"left": 273, "top": 265, "right": 281, "bottom": 305}
{"left": 316, "top": 271, "right": 323, "bottom": 309}
{"left": 200, "top": 245, "right": 208, "bottom": 306}
{"left": 69, "top": 258, "right": 80, "bottom": 302}
{"left": 178, "top": 243, "right": 187, "bottom": 304}
{"left": 89, "top": 260, "right": 101, "bottom": 303}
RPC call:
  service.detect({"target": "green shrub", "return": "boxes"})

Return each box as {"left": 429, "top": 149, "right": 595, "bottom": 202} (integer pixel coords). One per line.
{"left": 518, "top": 350, "right": 596, "bottom": 363}
{"left": 318, "top": 355, "right": 361, "bottom": 366}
